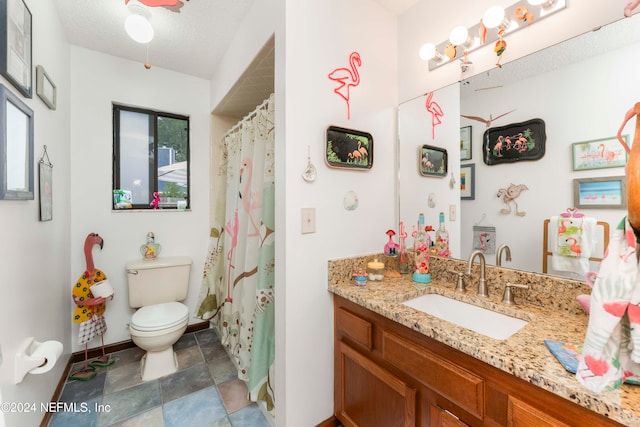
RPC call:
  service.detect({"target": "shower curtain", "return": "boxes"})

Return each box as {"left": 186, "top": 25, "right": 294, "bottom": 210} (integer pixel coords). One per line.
{"left": 196, "top": 94, "right": 275, "bottom": 410}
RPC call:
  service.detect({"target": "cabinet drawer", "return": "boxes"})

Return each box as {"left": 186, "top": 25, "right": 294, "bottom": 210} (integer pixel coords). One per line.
{"left": 336, "top": 307, "right": 373, "bottom": 351}
{"left": 508, "top": 395, "right": 570, "bottom": 427}
{"left": 382, "top": 331, "right": 484, "bottom": 419}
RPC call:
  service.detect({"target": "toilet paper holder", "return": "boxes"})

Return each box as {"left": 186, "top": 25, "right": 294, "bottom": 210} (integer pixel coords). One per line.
{"left": 14, "top": 337, "right": 63, "bottom": 384}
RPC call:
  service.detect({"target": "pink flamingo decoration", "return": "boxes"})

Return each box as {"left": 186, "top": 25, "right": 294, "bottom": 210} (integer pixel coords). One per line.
{"left": 566, "top": 237, "right": 582, "bottom": 256}
{"left": 224, "top": 209, "right": 239, "bottom": 303}
{"left": 239, "top": 157, "right": 262, "bottom": 237}
{"left": 328, "top": 52, "right": 362, "bottom": 120}
{"left": 425, "top": 92, "right": 444, "bottom": 140}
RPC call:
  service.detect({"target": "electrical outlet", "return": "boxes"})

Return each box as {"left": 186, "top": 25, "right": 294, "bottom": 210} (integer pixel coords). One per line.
{"left": 301, "top": 208, "right": 316, "bottom": 234}
{"left": 449, "top": 204, "right": 456, "bottom": 221}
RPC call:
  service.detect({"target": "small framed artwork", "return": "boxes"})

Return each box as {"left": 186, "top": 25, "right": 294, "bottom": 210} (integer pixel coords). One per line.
{"left": 325, "top": 125, "right": 373, "bottom": 170}
{"left": 573, "top": 176, "right": 626, "bottom": 209}
{"left": 419, "top": 144, "right": 448, "bottom": 177}
{"left": 460, "top": 126, "right": 472, "bottom": 160}
{"left": 460, "top": 163, "right": 475, "bottom": 200}
{"left": 0, "top": 83, "right": 34, "bottom": 200}
{"left": 572, "top": 136, "right": 628, "bottom": 171}
{"left": 0, "top": 0, "right": 32, "bottom": 98}
{"left": 36, "top": 65, "right": 56, "bottom": 110}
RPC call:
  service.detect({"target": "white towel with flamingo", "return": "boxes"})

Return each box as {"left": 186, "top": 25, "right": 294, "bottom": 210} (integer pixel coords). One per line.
{"left": 576, "top": 218, "right": 640, "bottom": 392}
{"left": 549, "top": 215, "right": 597, "bottom": 276}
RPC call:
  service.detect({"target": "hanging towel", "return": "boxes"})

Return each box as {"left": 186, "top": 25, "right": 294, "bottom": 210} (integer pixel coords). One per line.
{"left": 576, "top": 217, "right": 640, "bottom": 392}
{"left": 549, "top": 216, "right": 597, "bottom": 276}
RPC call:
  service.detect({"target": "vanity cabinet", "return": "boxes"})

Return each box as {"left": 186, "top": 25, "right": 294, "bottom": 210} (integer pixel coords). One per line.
{"left": 333, "top": 295, "right": 623, "bottom": 427}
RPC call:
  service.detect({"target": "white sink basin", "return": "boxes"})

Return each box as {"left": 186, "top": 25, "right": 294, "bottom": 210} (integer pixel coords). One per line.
{"left": 402, "top": 294, "right": 528, "bottom": 340}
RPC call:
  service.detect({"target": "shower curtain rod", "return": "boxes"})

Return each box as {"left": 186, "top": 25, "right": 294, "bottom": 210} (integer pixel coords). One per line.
{"left": 224, "top": 95, "right": 272, "bottom": 138}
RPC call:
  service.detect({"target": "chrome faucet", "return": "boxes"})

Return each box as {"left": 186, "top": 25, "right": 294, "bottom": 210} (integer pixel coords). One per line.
{"left": 496, "top": 244, "right": 512, "bottom": 267}
{"left": 466, "top": 250, "right": 488, "bottom": 297}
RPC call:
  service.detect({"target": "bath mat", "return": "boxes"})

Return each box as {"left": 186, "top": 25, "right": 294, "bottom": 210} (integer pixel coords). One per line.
{"left": 544, "top": 340, "right": 640, "bottom": 385}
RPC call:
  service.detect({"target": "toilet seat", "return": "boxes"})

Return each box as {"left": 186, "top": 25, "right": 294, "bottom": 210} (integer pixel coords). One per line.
{"left": 131, "top": 302, "right": 189, "bottom": 332}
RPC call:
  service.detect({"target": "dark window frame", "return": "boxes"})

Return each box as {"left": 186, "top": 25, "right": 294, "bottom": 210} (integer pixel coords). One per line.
{"left": 112, "top": 104, "right": 190, "bottom": 210}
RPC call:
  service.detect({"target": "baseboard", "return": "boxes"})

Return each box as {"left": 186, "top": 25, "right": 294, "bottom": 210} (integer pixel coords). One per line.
{"left": 40, "top": 320, "right": 210, "bottom": 427}
{"left": 316, "top": 415, "right": 341, "bottom": 427}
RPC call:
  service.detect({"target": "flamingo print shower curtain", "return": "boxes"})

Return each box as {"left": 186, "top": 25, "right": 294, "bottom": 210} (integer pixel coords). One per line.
{"left": 196, "top": 94, "right": 275, "bottom": 410}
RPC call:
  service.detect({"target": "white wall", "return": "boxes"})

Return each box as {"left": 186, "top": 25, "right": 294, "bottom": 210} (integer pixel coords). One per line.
{"left": 0, "top": 1, "right": 71, "bottom": 426}
{"left": 68, "top": 47, "right": 211, "bottom": 349}
{"left": 460, "top": 39, "right": 640, "bottom": 276}
{"left": 280, "top": 0, "right": 397, "bottom": 425}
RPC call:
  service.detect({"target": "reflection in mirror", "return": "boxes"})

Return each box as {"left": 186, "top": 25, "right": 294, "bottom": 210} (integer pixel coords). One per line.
{"left": 0, "top": 83, "right": 34, "bottom": 200}
{"left": 399, "top": 14, "right": 640, "bottom": 280}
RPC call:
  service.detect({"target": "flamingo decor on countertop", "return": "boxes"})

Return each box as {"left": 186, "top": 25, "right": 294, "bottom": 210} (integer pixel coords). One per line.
{"left": 425, "top": 92, "right": 444, "bottom": 140}
{"left": 328, "top": 51, "right": 362, "bottom": 120}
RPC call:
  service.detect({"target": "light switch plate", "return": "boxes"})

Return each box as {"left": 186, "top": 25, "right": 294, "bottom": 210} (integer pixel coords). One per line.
{"left": 449, "top": 204, "right": 456, "bottom": 221}
{"left": 301, "top": 208, "right": 316, "bottom": 234}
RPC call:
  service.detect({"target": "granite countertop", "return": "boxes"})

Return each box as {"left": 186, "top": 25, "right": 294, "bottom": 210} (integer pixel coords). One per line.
{"left": 328, "top": 255, "right": 640, "bottom": 426}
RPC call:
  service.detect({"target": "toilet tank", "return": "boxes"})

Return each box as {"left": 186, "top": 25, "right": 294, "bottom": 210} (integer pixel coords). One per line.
{"left": 126, "top": 256, "right": 192, "bottom": 308}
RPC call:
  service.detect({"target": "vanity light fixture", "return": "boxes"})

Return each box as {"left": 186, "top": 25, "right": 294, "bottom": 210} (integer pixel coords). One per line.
{"left": 419, "top": 0, "right": 566, "bottom": 71}
{"left": 125, "top": 3, "right": 154, "bottom": 44}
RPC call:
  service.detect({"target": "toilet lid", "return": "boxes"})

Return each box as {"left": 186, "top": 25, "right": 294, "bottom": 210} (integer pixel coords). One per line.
{"left": 131, "top": 302, "right": 189, "bottom": 332}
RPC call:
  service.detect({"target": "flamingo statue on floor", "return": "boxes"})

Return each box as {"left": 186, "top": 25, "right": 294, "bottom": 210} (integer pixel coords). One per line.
{"left": 239, "top": 157, "right": 262, "bottom": 237}
{"left": 70, "top": 233, "right": 115, "bottom": 381}
{"left": 328, "top": 52, "right": 362, "bottom": 120}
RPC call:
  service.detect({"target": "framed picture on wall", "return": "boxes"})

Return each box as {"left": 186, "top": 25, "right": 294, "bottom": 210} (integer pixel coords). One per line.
{"left": 419, "top": 145, "right": 447, "bottom": 177}
{"left": 460, "top": 163, "right": 475, "bottom": 200}
{"left": 0, "top": 0, "right": 32, "bottom": 98}
{"left": 573, "top": 176, "right": 626, "bottom": 209}
{"left": 572, "top": 136, "right": 628, "bottom": 171}
{"left": 460, "top": 126, "right": 472, "bottom": 161}
{"left": 325, "top": 126, "right": 373, "bottom": 170}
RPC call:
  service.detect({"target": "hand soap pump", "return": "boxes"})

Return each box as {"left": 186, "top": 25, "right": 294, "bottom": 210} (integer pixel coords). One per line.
{"left": 412, "top": 213, "right": 432, "bottom": 284}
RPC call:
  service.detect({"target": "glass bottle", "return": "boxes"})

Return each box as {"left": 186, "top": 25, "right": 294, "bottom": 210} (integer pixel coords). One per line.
{"left": 398, "top": 221, "right": 410, "bottom": 274}
{"left": 435, "top": 212, "right": 450, "bottom": 257}
{"left": 413, "top": 213, "right": 431, "bottom": 283}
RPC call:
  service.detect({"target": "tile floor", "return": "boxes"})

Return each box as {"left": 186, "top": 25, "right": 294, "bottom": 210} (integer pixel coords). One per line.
{"left": 47, "top": 329, "right": 272, "bottom": 427}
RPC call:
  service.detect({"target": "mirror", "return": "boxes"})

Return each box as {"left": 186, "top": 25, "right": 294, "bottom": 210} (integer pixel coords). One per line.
{"left": 0, "top": 83, "right": 34, "bottom": 200}
{"left": 399, "top": 14, "right": 640, "bottom": 279}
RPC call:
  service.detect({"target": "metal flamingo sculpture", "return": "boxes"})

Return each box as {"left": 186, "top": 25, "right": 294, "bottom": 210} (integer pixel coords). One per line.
{"left": 328, "top": 52, "right": 362, "bottom": 120}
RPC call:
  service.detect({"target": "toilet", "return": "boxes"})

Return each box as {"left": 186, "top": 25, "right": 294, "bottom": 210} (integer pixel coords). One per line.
{"left": 126, "top": 256, "right": 192, "bottom": 381}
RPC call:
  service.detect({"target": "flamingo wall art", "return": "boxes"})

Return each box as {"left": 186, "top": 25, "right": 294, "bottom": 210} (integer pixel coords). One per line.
{"left": 425, "top": 92, "right": 444, "bottom": 140}
{"left": 328, "top": 51, "right": 362, "bottom": 120}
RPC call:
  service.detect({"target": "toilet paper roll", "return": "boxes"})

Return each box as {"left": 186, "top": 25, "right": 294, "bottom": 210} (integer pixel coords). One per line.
{"left": 29, "top": 340, "right": 63, "bottom": 374}
{"left": 90, "top": 279, "right": 114, "bottom": 298}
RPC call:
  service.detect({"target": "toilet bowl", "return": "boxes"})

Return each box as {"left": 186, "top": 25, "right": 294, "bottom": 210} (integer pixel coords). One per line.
{"left": 129, "top": 301, "right": 189, "bottom": 381}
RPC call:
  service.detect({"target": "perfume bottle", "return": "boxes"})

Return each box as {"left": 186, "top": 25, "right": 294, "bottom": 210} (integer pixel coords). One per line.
{"left": 435, "top": 212, "right": 450, "bottom": 257}
{"left": 412, "top": 213, "right": 431, "bottom": 284}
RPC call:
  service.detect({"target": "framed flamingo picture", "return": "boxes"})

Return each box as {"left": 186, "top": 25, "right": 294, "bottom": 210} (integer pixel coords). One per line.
{"left": 572, "top": 136, "right": 628, "bottom": 171}
{"left": 573, "top": 176, "right": 627, "bottom": 209}
{"left": 325, "top": 126, "right": 373, "bottom": 170}
{"left": 419, "top": 145, "right": 448, "bottom": 177}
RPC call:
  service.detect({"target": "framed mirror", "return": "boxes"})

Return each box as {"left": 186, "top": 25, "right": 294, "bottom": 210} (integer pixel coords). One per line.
{"left": 0, "top": 83, "right": 34, "bottom": 200}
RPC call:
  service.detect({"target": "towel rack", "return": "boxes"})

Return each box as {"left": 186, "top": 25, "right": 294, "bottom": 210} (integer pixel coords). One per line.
{"left": 542, "top": 219, "right": 609, "bottom": 274}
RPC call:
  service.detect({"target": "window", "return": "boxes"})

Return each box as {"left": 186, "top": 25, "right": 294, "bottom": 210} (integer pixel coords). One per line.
{"left": 113, "top": 104, "right": 190, "bottom": 210}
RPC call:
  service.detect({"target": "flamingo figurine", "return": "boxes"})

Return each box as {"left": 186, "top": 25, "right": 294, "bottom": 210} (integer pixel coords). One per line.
{"left": 328, "top": 52, "right": 362, "bottom": 120}
{"left": 425, "top": 92, "right": 444, "bottom": 140}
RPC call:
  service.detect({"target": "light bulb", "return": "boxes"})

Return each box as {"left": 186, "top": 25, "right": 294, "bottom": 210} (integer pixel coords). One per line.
{"left": 483, "top": 5, "right": 505, "bottom": 29}
{"left": 419, "top": 43, "right": 437, "bottom": 61}
{"left": 125, "top": 14, "right": 154, "bottom": 44}
{"left": 449, "top": 26, "right": 469, "bottom": 46}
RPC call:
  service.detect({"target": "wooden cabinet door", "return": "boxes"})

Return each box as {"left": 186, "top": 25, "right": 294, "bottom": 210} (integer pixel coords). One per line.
{"left": 507, "top": 395, "right": 570, "bottom": 427}
{"left": 336, "top": 341, "right": 417, "bottom": 427}
{"left": 429, "top": 404, "right": 470, "bottom": 427}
